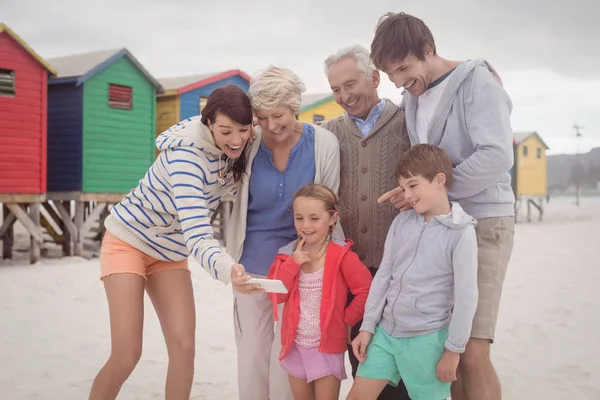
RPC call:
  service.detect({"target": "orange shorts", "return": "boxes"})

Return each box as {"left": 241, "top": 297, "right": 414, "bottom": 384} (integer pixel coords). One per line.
{"left": 99, "top": 231, "right": 189, "bottom": 280}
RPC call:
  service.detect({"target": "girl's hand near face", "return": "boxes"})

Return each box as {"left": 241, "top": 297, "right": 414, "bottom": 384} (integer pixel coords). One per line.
{"left": 292, "top": 237, "right": 311, "bottom": 265}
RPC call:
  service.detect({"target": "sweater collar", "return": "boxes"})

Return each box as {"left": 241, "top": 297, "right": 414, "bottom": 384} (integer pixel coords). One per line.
{"left": 342, "top": 99, "right": 399, "bottom": 139}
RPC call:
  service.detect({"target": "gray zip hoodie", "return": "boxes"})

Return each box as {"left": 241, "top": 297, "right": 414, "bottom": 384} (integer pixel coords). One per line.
{"left": 403, "top": 59, "right": 515, "bottom": 219}
{"left": 360, "top": 202, "right": 478, "bottom": 353}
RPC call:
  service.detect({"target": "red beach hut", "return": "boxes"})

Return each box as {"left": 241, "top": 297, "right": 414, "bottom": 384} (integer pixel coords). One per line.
{"left": 0, "top": 23, "right": 56, "bottom": 194}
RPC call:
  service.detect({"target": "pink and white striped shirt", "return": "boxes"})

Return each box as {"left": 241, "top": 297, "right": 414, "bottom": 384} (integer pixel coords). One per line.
{"left": 295, "top": 268, "right": 325, "bottom": 347}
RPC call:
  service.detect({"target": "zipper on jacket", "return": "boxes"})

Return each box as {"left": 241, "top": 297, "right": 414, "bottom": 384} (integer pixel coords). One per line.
{"left": 321, "top": 246, "right": 346, "bottom": 347}
{"left": 390, "top": 220, "right": 428, "bottom": 333}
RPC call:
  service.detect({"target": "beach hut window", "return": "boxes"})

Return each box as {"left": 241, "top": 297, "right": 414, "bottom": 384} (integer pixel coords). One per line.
{"left": 537, "top": 148, "right": 542, "bottom": 159}
{"left": 0, "top": 68, "right": 16, "bottom": 97}
{"left": 522, "top": 145, "right": 528, "bottom": 157}
{"left": 313, "top": 114, "right": 325, "bottom": 124}
{"left": 108, "top": 84, "right": 133, "bottom": 110}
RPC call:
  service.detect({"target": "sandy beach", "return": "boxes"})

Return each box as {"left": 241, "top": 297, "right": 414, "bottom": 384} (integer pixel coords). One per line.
{"left": 1, "top": 199, "right": 599, "bottom": 399}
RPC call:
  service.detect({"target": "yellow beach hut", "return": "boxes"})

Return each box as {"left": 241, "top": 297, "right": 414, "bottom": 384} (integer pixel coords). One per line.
{"left": 513, "top": 131, "right": 549, "bottom": 198}
{"left": 512, "top": 131, "right": 550, "bottom": 222}
{"left": 297, "top": 93, "right": 344, "bottom": 124}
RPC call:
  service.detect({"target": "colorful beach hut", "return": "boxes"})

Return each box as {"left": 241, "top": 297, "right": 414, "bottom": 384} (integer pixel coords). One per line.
{"left": 297, "top": 93, "right": 343, "bottom": 124}
{"left": 0, "top": 23, "right": 56, "bottom": 194}
{"left": 0, "top": 23, "right": 56, "bottom": 263}
{"left": 511, "top": 131, "right": 550, "bottom": 223}
{"left": 156, "top": 70, "right": 250, "bottom": 141}
{"left": 513, "top": 131, "right": 549, "bottom": 198}
{"left": 46, "top": 48, "right": 163, "bottom": 194}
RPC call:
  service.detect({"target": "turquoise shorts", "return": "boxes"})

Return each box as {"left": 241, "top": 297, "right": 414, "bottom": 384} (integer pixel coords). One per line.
{"left": 356, "top": 325, "right": 450, "bottom": 400}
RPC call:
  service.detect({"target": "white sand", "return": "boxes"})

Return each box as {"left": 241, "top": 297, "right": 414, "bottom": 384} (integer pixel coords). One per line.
{"left": 1, "top": 199, "right": 599, "bottom": 399}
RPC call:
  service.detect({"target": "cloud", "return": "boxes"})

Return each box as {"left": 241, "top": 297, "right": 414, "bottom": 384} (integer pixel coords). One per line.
{"left": 4, "top": 0, "right": 598, "bottom": 78}
{"left": 2, "top": 0, "right": 599, "bottom": 154}
{"left": 390, "top": 0, "right": 600, "bottom": 79}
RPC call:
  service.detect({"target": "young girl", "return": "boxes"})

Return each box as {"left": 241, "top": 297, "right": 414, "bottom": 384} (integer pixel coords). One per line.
{"left": 267, "top": 184, "right": 373, "bottom": 400}
{"left": 89, "top": 85, "right": 254, "bottom": 400}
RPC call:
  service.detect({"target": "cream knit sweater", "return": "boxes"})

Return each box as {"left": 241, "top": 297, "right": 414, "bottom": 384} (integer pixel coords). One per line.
{"left": 322, "top": 100, "right": 410, "bottom": 269}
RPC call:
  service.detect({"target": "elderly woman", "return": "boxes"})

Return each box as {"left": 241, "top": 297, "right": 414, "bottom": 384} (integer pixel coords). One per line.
{"left": 228, "top": 66, "right": 341, "bottom": 400}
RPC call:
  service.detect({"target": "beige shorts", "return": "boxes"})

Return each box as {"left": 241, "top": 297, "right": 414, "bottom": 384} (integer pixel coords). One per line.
{"left": 471, "top": 216, "right": 515, "bottom": 342}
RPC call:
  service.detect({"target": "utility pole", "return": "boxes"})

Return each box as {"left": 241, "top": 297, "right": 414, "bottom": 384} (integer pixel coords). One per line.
{"left": 573, "top": 124, "right": 583, "bottom": 207}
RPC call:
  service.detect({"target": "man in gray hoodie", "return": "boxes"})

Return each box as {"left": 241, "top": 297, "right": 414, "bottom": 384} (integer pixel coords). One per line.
{"left": 371, "top": 12, "right": 515, "bottom": 400}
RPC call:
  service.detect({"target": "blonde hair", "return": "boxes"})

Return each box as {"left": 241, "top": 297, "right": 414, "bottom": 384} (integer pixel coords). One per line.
{"left": 248, "top": 66, "right": 306, "bottom": 114}
{"left": 293, "top": 184, "right": 340, "bottom": 217}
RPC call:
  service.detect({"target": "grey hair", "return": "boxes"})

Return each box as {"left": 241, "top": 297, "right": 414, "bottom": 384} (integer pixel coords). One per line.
{"left": 324, "top": 45, "right": 376, "bottom": 78}
{"left": 247, "top": 66, "right": 306, "bottom": 114}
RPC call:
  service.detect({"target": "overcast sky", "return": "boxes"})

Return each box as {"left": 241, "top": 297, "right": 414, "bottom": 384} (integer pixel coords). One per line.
{"left": 3, "top": 0, "right": 599, "bottom": 154}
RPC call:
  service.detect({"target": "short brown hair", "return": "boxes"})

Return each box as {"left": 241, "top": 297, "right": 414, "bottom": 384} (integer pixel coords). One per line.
{"left": 396, "top": 144, "right": 453, "bottom": 188}
{"left": 370, "top": 12, "right": 436, "bottom": 70}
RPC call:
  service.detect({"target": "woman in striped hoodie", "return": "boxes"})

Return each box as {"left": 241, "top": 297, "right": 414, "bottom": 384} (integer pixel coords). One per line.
{"left": 89, "top": 85, "right": 253, "bottom": 400}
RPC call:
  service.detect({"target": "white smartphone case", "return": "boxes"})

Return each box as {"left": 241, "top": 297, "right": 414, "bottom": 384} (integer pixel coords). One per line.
{"left": 244, "top": 278, "right": 288, "bottom": 294}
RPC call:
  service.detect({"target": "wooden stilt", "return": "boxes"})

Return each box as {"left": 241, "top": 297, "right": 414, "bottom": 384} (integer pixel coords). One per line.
{"left": 523, "top": 197, "right": 545, "bottom": 223}
{"left": 0, "top": 195, "right": 45, "bottom": 261}
{"left": 5, "top": 204, "right": 44, "bottom": 244}
{"left": 29, "top": 203, "right": 41, "bottom": 264}
{"left": 0, "top": 192, "right": 124, "bottom": 261}
{"left": 40, "top": 213, "right": 62, "bottom": 244}
{"left": 59, "top": 201, "right": 73, "bottom": 256}
{"left": 79, "top": 202, "right": 107, "bottom": 241}
{"left": 526, "top": 198, "right": 544, "bottom": 222}
{"left": 0, "top": 209, "right": 17, "bottom": 241}
{"left": 2, "top": 225, "right": 13, "bottom": 260}
{"left": 54, "top": 201, "right": 77, "bottom": 257}
{"left": 2, "top": 205, "right": 14, "bottom": 260}
{"left": 74, "top": 202, "right": 85, "bottom": 257}
{"left": 41, "top": 193, "right": 124, "bottom": 258}
{"left": 42, "top": 202, "right": 63, "bottom": 230}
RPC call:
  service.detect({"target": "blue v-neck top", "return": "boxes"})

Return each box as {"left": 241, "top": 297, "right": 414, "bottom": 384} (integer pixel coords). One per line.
{"left": 239, "top": 124, "right": 316, "bottom": 275}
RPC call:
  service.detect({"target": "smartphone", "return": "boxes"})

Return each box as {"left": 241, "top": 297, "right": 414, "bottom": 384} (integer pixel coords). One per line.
{"left": 244, "top": 278, "right": 288, "bottom": 294}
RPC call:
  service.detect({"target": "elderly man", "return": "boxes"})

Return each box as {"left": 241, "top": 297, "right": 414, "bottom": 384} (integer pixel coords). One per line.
{"left": 321, "top": 45, "right": 411, "bottom": 400}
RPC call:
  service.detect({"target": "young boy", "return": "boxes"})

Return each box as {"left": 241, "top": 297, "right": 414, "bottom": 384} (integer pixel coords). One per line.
{"left": 347, "top": 144, "right": 479, "bottom": 400}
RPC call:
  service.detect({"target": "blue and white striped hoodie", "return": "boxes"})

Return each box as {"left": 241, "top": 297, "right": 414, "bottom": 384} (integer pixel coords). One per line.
{"left": 104, "top": 116, "right": 238, "bottom": 284}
